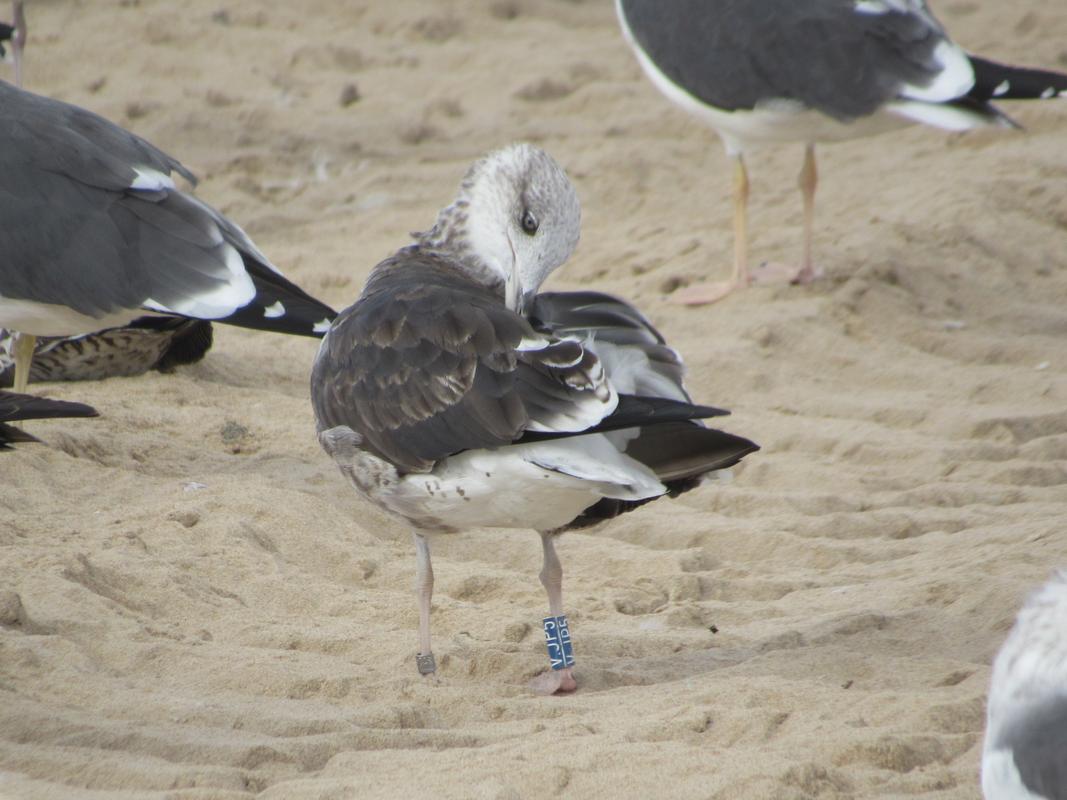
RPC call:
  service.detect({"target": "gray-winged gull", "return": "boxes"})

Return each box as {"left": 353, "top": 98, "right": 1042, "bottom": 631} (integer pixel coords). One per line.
{"left": 0, "top": 74, "right": 337, "bottom": 393}
{"left": 615, "top": 0, "right": 1067, "bottom": 304}
{"left": 983, "top": 571, "right": 1067, "bottom": 799}
{"left": 311, "top": 144, "right": 758, "bottom": 693}
{"left": 0, "top": 390, "right": 97, "bottom": 449}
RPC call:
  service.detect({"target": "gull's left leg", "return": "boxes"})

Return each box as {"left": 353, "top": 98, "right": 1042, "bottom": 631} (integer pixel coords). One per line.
{"left": 673, "top": 153, "right": 751, "bottom": 305}
{"left": 413, "top": 532, "right": 437, "bottom": 678}
{"left": 793, "top": 143, "right": 822, "bottom": 285}
{"left": 12, "top": 332, "right": 36, "bottom": 395}
{"left": 529, "top": 532, "right": 577, "bottom": 695}
{"left": 12, "top": 1, "right": 25, "bottom": 88}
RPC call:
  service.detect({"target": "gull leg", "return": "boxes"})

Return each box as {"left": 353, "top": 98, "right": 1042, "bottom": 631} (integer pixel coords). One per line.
{"left": 529, "top": 532, "right": 577, "bottom": 695}
{"left": 733, "top": 152, "right": 750, "bottom": 290}
{"left": 672, "top": 153, "right": 750, "bottom": 306}
{"left": 793, "top": 143, "right": 822, "bottom": 285}
{"left": 13, "top": 332, "right": 36, "bottom": 394}
{"left": 413, "top": 532, "right": 437, "bottom": 677}
{"left": 12, "top": 1, "right": 25, "bottom": 88}
{"left": 750, "top": 144, "right": 824, "bottom": 286}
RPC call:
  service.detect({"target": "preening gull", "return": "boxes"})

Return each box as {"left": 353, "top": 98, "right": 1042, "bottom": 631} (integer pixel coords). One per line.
{"left": 311, "top": 144, "right": 758, "bottom": 693}
{"left": 983, "top": 571, "right": 1067, "bottom": 799}
{"left": 615, "top": 0, "right": 1067, "bottom": 304}
{"left": 0, "top": 71, "right": 337, "bottom": 393}
{"left": 0, "top": 390, "right": 97, "bottom": 449}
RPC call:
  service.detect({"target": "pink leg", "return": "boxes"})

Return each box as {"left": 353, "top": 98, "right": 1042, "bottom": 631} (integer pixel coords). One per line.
{"left": 792, "top": 143, "right": 822, "bottom": 285}
{"left": 12, "top": 1, "right": 25, "bottom": 88}
{"left": 745, "top": 144, "right": 825, "bottom": 287}
{"left": 672, "top": 153, "right": 751, "bottom": 306}
{"left": 528, "top": 532, "right": 577, "bottom": 695}
{"left": 413, "top": 532, "right": 436, "bottom": 677}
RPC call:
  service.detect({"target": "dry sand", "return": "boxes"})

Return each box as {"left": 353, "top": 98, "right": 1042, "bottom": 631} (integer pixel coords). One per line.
{"left": 3, "top": 0, "right": 1067, "bottom": 797}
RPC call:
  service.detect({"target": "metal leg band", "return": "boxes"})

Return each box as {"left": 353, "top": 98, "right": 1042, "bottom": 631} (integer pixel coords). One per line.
{"left": 416, "top": 652, "right": 436, "bottom": 675}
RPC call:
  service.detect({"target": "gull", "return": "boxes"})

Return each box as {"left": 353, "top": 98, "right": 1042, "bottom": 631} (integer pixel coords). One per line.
{"left": 311, "top": 144, "right": 758, "bottom": 693}
{"left": 0, "top": 3, "right": 335, "bottom": 392}
{"left": 983, "top": 571, "right": 1067, "bottom": 799}
{"left": 615, "top": 0, "right": 1067, "bottom": 304}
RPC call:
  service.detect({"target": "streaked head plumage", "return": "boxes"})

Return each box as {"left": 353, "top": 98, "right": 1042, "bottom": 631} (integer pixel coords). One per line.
{"left": 414, "top": 144, "right": 581, "bottom": 311}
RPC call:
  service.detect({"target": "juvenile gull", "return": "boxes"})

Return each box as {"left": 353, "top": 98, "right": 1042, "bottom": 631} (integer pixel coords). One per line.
{"left": 0, "top": 318, "right": 213, "bottom": 386}
{"left": 983, "top": 571, "right": 1067, "bottom": 799}
{"left": 616, "top": 0, "right": 1067, "bottom": 304}
{"left": 0, "top": 78, "right": 337, "bottom": 393}
{"left": 0, "top": 390, "right": 97, "bottom": 449}
{"left": 311, "top": 144, "right": 758, "bottom": 693}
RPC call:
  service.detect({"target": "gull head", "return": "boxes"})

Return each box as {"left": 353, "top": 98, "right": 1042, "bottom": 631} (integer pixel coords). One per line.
{"left": 418, "top": 144, "right": 581, "bottom": 314}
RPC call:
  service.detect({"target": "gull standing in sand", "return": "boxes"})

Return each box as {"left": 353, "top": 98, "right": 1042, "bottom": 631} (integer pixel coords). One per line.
{"left": 311, "top": 144, "right": 758, "bottom": 694}
{"left": 0, "top": 3, "right": 335, "bottom": 392}
{"left": 983, "top": 571, "right": 1067, "bottom": 799}
{"left": 615, "top": 0, "right": 1067, "bottom": 305}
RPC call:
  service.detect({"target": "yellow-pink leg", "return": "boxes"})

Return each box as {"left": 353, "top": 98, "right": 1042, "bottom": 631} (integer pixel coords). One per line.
{"left": 12, "top": 332, "right": 36, "bottom": 395}
{"left": 673, "top": 153, "right": 751, "bottom": 306}
{"left": 413, "top": 532, "right": 437, "bottom": 677}
{"left": 528, "top": 532, "right": 577, "bottom": 695}
{"left": 793, "top": 143, "right": 822, "bottom": 285}
{"left": 12, "top": 1, "right": 25, "bottom": 87}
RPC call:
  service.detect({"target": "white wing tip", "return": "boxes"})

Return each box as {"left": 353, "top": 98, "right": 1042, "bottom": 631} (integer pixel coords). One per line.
{"left": 130, "top": 167, "right": 176, "bottom": 192}
{"left": 263, "top": 301, "right": 286, "bottom": 319}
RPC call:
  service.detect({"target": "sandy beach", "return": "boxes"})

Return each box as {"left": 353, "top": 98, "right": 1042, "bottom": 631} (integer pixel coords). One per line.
{"left": 3, "top": 0, "right": 1067, "bottom": 797}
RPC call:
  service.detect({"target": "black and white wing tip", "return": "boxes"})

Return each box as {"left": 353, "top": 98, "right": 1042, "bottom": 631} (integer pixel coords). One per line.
{"left": 616, "top": 0, "right": 1067, "bottom": 140}
{"left": 983, "top": 571, "right": 1067, "bottom": 800}
{"left": 128, "top": 173, "right": 338, "bottom": 338}
{"left": 526, "top": 289, "right": 759, "bottom": 529}
{"left": 966, "top": 54, "right": 1067, "bottom": 108}
{"left": 0, "top": 390, "right": 98, "bottom": 448}
{"left": 0, "top": 84, "right": 336, "bottom": 340}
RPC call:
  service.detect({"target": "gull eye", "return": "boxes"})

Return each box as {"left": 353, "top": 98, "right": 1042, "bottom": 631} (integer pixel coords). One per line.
{"left": 520, "top": 209, "right": 539, "bottom": 236}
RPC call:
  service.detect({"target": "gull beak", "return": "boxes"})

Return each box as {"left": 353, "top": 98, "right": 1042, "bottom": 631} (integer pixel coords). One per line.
{"left": 505, "top": 244, "right": 525, "bottom": 315}
{"left": 505, "top": 269, "right": 524, "bottom": 315}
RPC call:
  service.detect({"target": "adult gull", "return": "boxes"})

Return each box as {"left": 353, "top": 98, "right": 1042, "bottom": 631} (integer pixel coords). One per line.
{"left": 311, "top": 144, "right": 758, "bottom": 693}
{"left": 616, "top": 0, "right": 1067, "bottom": 304}
{"left": 983, "top": 571, "right": 1067, "bottom": 799}
{"left": 0, "top": 78, "right": 337, "bottom": 392}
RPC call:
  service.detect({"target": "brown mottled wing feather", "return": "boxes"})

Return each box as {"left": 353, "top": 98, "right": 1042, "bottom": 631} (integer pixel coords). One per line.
{"left": 310, "top": 254, "right": 614, "bottom": 474}
{"left": 529, "top": 290, "right": 689, "bottom": 400}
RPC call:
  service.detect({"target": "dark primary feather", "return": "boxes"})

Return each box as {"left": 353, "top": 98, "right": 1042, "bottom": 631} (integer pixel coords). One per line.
{"left": 313, "top": 253, "right": 618, "bottom": 473}
{"left": 967, "top": 55, "right": 1067, "bottom": 103}
{"left": 526, "top": 290, "right": 759, "bottom": 528}
{"left": 517, "top": 394, "right": 727, "bottom": 443}
{"left": 0, "top": 391, "right": 98, "bottom": 449}
{"left": 565, "top": 422, "right": 759, "bottom": 529}
{"left": 619, "top": 0, "right": 950, "bottom": 120}
{"left": 0, "top": 81, "right": 335, "bottom": 336}
{"left": 530, "top": 290, "right": 687, "bottom": 396}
